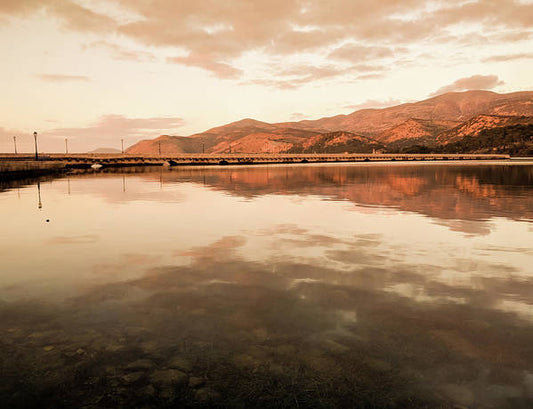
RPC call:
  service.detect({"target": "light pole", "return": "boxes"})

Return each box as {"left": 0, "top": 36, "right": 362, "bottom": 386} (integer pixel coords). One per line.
{"left": 202, "top": 143, "right": 205, "bottom": 154}
{"left": 13, "top": 136, "right": 17, "bottom": 154}
{"left": 121, "top": 139, "right": 124, "bottom": 154}
{"left": 158, "top": 141, "right": 161, "bottom": 157}
{"left": 65, "top": 138, "right": 68, "bottom": 154}
{"left": 33, "top": 131, "right": 38, "bottom": 160}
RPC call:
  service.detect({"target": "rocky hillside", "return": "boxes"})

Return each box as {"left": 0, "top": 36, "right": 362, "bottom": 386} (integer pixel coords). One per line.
{"left": 378, "top": 118, "right": 459, "bottom": 148}
{"left": 291, "top": 131, "right": 383, "bottom": 153}
{"left": 278, "top": 90, "right": 533, "bottom": 136}
{"left": 127, "top": 90, "right": 533, "bottom": 155}
{"left": 439, "top": 123, "right": 533, "bottom": 156}
{"left": 127, "top": 135, "right": 205, "bottom": 155}
{"left": 437, "top": 115, "right": 533, "bottom": 144}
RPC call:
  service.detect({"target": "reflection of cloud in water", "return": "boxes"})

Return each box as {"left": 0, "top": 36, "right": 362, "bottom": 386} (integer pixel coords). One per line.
{"left": 433, "top": 219, "right": 494, "bottom": 236}
{"left": 1, "top": 231, "right": 533, "bottom": 407}
{"left": 179, "top": 236, "right": 247, "bottom": 260}
{"left": 385, "top": 283, "right": 467, "bottom": 305}
{"left": 48, "top": 234, "right": 100, "bottom": 244}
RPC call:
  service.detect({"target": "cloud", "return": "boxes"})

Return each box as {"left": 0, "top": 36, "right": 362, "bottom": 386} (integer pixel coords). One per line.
{"left": 84, "top": 41, "right": 156, "bottom": 62}
{"left": 36, "top": 74, "right": 90, "bottom": 82}
{"left": 345, "top": 98, "right": 403, "bottom": 111}
{"left": 48, "top": 235, "right": 100, "bottom": 244}
{"left": 167, "top": 53, "right": 243, "bottom": 79}
{"left": 329, "top": 44, "right": 396, "bottom": 62}
{"left": 1, "top": 0, "right": 532, "bottom": 87}
{"left": 355, "top": 73, "right": 386, "bottom": 80}
{"left": 290, "top": 113, "right": 306, "bottom": 120}
{"left": 0, "top": 0, "right": 116, "bottom": 32}
{"left": 430, "top": 75, "right": 505, "bottom": 96}
{"left": 482, "top": 53, "right": 533, "bottom": 63}
{"left": 48, "top": 1, "right": 116, "bottom": 32}
{"left": 0, "top": 126, "right": 43, "bottom": 153}
{"left": 244, "top": 61, "right": 386, "bottom": 89}
{"left": 48, "top": 115, "right": 187, "bottom": 149}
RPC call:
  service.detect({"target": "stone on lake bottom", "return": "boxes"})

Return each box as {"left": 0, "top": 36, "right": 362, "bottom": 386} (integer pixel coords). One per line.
{"left": 167, "top": 356, "right": 193, "bottom": 372}
{"left": 150, "top": 369, "right": 188, "bottom": 386}
{"left": 188, "top": 377, "right": 205, "bottom": 388}
{"left": 126, "top": 359, "right": 156, "bottom": 371}
{"left": 195, "top": 388, "right": 221, "bottom": 402}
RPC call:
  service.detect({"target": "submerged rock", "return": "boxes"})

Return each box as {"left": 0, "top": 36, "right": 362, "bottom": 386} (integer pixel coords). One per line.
{"left": 149, "top": 369, "right": 188, "bottom": 386}
{"left": 138, "top": 384, "right": 156, "bottom": 398}
{"left": 120, "top": 371, "right": 144, "bottom": 384}
{"left": 126, "top": 359, "right": 156, "bottom": 371}
{"left": 188, "top": 377, "right": 205, "bottom": 388}
{"left": 195, "top": 387, "right": 221, "bottom": 402}
{"left": 167, "top": 356, "right": 193, "bottom": 372}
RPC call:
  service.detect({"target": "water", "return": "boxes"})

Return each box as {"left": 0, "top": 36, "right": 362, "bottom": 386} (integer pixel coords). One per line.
{"left": 1, "top": 162, "right": 532, "bottom": 408}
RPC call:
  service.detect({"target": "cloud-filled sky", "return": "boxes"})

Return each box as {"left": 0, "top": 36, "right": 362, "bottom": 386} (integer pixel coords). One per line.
{"left": 0, "top": 0, "right": 532, "bottom": 152}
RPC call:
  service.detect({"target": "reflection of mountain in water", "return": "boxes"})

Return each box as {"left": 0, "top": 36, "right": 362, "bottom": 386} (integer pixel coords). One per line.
{"left": 3, "top": 164, "right": 532, "bottom": 224}
{"left": 151, "top": 164, "right": 533, "bottom": 223}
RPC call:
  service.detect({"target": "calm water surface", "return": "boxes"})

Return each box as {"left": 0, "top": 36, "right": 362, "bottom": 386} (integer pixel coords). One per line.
{"left": 1, "top": 162, "right": 532, "bottom": 408}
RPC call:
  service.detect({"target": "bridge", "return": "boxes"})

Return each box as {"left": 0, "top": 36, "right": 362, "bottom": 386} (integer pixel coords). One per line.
{"left": 0, "top": 152, "right": 512, "bottom": 171}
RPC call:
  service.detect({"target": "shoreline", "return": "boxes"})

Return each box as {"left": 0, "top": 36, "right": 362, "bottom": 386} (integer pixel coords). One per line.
{"left": 1, "top": 154, "right": 529, "bottom": 180}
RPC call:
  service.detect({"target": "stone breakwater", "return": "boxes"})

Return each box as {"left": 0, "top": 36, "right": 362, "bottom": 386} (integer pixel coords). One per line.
{"left": 0, "top": 160, "right": 66, "bottom": 178}
{"left": 0, "top": 153, "right": 512, "bottom": 177}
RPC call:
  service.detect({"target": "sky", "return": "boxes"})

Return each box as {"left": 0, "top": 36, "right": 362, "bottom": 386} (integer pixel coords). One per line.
{"left": 0, "top": 0, "right": 532, "bottom": 152}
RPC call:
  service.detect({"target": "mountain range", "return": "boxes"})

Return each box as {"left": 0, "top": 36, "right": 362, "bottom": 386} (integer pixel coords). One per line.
{"left": 127, "top": 90, "right": 533, "bottom": 156}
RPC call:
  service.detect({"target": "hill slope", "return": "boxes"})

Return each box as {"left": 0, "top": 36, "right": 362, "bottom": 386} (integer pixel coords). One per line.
{"left": 378, "top": 118, "right": 459, "bottom": 148}
{"left": 437, "top": 115, "right": 533, "bottom": 144}
{"left": 291, "top": 131, "right": 383, "bottom": 153}
{"left": 127, "top": 135, "right": 205, "bottom": 155}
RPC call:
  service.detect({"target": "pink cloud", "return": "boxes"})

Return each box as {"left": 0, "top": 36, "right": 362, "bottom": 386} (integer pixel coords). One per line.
{"left": 167, "top": 53, "right": 243, "bottom": 79}
{"left": 345, "top": 98, "right": 403, "bottom": 111}
{"left": 430, "top": 75, "right": 505, "bottom": 96}
{"left": 1, "top": 0, "right": 531, "bottom": 87}
{"left": 36, "top": 74, "right": 90, "bottom": 82}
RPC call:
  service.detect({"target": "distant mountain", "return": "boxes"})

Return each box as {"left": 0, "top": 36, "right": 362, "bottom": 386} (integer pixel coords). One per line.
{"left": 89, "top": 147, "right": 122, "bottom": 153}
{"left": 127, "top": 135, "right": 204, "bottom": 155}
{"left": 127, "top": 90, "right": 533, "bottom": 156}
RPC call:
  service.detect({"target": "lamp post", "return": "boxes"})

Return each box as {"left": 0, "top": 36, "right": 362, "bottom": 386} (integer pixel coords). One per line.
{"left": 121, "top": 139, "right": 124, "bottom": 154}
{"left": 37, "top": 181, "right": 42, "bottom": 209}
{"left": 65, "top": 138, "right": 68, "bottom": 154}
{"left": 13, "top": 136, "right": 17, "bottom": 154}
{"left": 33, "top": 131, "right": 38, "bottom": 160}
{"left": 158, "top": 141, "right": 161, "bottom": 157}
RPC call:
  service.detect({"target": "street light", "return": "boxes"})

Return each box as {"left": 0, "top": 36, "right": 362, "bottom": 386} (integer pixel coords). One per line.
{"left": 33, "top": 131, "right": 38, "bottom": 160}
{"left": 121, "top": 139, "right": 124, "bottom": 154}
{"left": 13, "top": 136, "right": 17, "bottom": 154}
{"left": 65, "top": 138, "right": 68, "bottom": 154}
